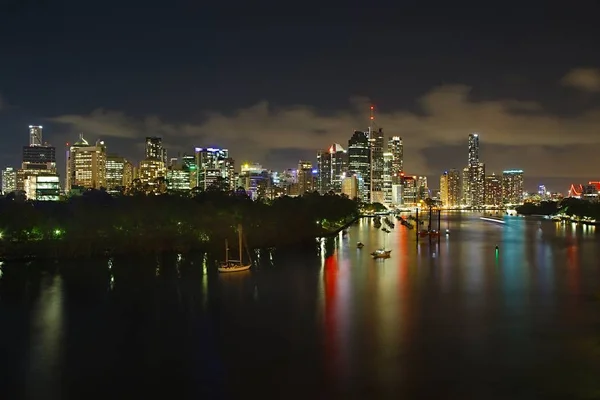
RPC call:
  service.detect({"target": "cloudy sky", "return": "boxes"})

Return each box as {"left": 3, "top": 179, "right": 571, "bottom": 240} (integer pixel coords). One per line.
{"left": 1, "top": 0, "right": 600, "bottom": 191}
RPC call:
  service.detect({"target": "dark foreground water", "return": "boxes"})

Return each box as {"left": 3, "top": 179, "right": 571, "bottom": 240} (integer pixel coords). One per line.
{"left": 1, "top": 213, "right": 600, "bottom": 399}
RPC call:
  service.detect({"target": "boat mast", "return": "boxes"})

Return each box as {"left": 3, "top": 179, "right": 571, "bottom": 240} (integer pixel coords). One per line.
{"left": 225, "top": 239, "right": 228, "bottom": 263}
{"left": 238, "top": 223, "right": 243, "bottom": 262}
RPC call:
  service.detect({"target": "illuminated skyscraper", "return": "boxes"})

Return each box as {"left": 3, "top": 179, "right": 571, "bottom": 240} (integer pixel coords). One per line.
{"left": 388, "top": 136, "right": 403, "bottom": 183}
{"left": 465, "top": 133, "right": 485, "bottom": 207}
{"left": 194, "top": 147, "right": 234, "bottom": 190}
{"left": 382, "top": 152, "right": 393, "bottom": 203}
{"left": 347, "top": 130, "right": 370, "bottom": 202}
{"left": 29, "top": 125, "right": 43, "bottom": 146}
{"left": 485, "top": 174, "right": 502, "bottom": 206}
{"left": 370, "top": 128, "right": 385, "bottom": 203}
{"left": 317, "top": 143, "right": 347, "bottom": 194}
{"left": 145, "top": 136, "right": 167, "bottom": 164}
{"left": 106, "top": 155, "right": 133, "bottom": 193}
{"left": 65, "top": 134, "right": 107, "bottom": 192}
{"left": 297, "top": 160, "right": 316, "bottom": 194}
{"left": 468, "top": 133, "right": 480, "bottom": 167}
{"left": 1, "top": 167, "right": 17, "bottom": 194}
{"left": 502, "top": 170, "right": 524, "bottom": 205}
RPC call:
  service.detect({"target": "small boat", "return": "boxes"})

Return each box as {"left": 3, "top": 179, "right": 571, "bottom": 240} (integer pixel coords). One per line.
{"left": 371, "top": 249, "right": 391, "bottom": 259}
{"left": 357, "top": 242, "right": 364, "bottom": 249}
{"left": 371, "top": 229, "right": 391, "bottom": 259}
{"left": 219, "top": 224, "right": 252, "bottom": 273}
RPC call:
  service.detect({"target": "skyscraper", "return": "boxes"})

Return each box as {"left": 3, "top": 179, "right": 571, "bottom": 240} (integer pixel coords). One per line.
{"left": 485, "top": 174, "right": 502, "bottom": 206}
{"left": 317, "top": 143, "right": 347, "bottom": 194}
{"left": 370, "top": 128, "right": 385, "bottom": 203}
{"left": 65, "top": 134, "right": 107, "bottom": 192}
{"left": 502, "top": 170, "right": 524, "bottom": 205}
{"left": 145, "top": 137, "right": 167, "bottom": 164}
{"left": 388, "top": 136, "right": 403, "bottom": 183}
{"left": 2, "top": 167, "right": 17, "bottom": 194}
{"left": 468, "top": 133, "right": 480, "bottom": 167}
{"left": 465, "top": 133, "right": 485, "bottom": 207}
{"left": 29, "top": 125, "right": 43, "bottom": 146}
{"left": 382, "top": 152, "right": 393, "bottom": 203}
{"left": 194, "top": 147, "right": 234, "bottom": 190}
{"left": 347, "top": 130, "right": 370, "bottom": 202}
{"left": 106, "top": 155, "right": 133, "bottom": 193}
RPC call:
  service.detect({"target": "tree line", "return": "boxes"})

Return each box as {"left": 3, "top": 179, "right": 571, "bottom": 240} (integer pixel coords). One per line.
{"left": 0, "top": 190, "right": 360, "bottom": 260}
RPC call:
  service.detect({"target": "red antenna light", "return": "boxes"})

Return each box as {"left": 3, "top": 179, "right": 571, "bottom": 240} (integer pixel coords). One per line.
{"left": 370, "top": 106, "right": 374, "bottom": 110}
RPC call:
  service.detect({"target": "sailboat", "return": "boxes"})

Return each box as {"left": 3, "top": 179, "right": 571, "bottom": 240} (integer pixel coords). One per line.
{"left": 219, "top": 224, "right": 252, "bottom": 273}
{"left": 371, "top": 230, "right": 391, "bottom": 259}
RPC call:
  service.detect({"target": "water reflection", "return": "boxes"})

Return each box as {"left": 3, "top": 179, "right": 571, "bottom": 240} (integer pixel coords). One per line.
{"left": 26, "top": 274, "right": 64, "bottom": 400}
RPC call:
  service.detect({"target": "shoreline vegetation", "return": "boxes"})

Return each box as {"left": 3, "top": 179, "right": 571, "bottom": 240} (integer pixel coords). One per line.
{"left": 0, "top": 189, "right": 360, "bottom": 262}
{"left": 516, "top": 198, "right": 600, "bottom": 224}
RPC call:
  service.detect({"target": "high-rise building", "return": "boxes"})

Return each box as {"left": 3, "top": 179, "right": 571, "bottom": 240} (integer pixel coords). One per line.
{"left": 2, "top": 167, "right": 17, "bottom": 194}
{"left": 502, "top": 170, "right": 524, "bottom": 205}
{"left": 347, "top": 130, "right": 370, "bottom": 202}
{"left": 485, "top": 174, "right": 502, "bottom": 206}
{"left": 239, "top": 163, "right": 271, "bottom": 200}
{"left": 139, "top": 159, "right": 165, "bottom": 185}
{"left": 166, "top": 160, "right": 192, "bottom": 191}
{"left": 194, "top": 147, "right": 234, "bottom": 190}
{"left": 29, "top": 125, "right": 43, "bottom": 146}
{"left": 399, "top": 175, "right": 418, "bottom": 206}
{"left": 22, "top": 145, "right": 56, "bottom": 172}
{"left": 467, "top": 163, "right": 486, "bottom": 207}
{"left": 370, "top": 128, "right": 385, "bottom": 203}
{"left": 317, "top": 143, "right": 347, "bottom": 194}
{"left": 382, "top": 152, "right": 393, "bottom": 204}
{"left": 297, "top": 160, "right": 316, "bottom": 194}
{"left": 388, "top": 136, "right": 403, "bottom": 183}
{"left": 440, "top": 172, "right": 449, "bottom": 207}
{"left": 468, "top": 133, "right": 480, "bottom": 167}
{"left": 65, "top": 134, "right": 107, "bottom": 192}
{"left": 145, "top": 137, "right": 167, "bottom": 164}
{"left": 24, "top": 174, "right": 60, "bottom": 201}
{"left": 416, "top": 176, "right": 429, "bottom": 201}
{"left": 106, "top": 155, "right": 133, "bottom": 193}
{"left": 341, "top": 175, "right": 358, "bottom": 199}
{"left": 442, "top": 169, "right": 461, "bottom": 208}
{"left": 465, "top": 133, "right": 484, "bottom": 207}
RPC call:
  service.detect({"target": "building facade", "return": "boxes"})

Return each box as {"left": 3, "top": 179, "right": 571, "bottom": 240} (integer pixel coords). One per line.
{"left": 502, "top": 170, "right": 524, "bottom": 205}
{"left": 347, "top": 130, "right": 371, "bottom": 202}
{"left": 485, "top": 174, "right": 502, "bottom": 206}
{"left": 2, "top": 167, "right": 17, "bottom": 194}
{"left": 65, "top": 134, "right": 107, "bottom": 192}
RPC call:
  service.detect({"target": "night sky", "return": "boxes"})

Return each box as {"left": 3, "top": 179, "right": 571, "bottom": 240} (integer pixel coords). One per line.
{"left": 2, "top": 0, "right": 600, "bottom": 191}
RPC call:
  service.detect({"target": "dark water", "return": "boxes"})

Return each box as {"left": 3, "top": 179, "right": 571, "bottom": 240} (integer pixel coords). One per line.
{"left": 1, "top": 214, "right": 600, "bottom": 399}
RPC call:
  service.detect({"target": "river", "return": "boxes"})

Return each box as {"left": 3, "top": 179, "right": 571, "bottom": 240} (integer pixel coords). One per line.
{"left": 1, "top": 213, "right": 600, "bottom": 399}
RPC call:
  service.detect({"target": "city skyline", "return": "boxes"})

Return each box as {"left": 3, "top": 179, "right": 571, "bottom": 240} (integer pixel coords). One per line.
{"left": 2, "top": 2, "right": 600, "bottom": 190}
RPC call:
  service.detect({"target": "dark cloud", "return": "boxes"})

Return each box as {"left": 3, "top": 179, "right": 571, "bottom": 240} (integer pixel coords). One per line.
{"left": 560, "top": 68, "right": 600, "bottom": 92}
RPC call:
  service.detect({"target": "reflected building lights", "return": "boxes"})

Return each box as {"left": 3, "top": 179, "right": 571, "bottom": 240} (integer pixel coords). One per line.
{"left": 26, "top": 275, "right": 65, "bottom": 399}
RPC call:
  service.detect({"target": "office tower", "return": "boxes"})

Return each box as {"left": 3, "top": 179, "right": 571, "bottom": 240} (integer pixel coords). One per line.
{"left": 416, "top": 176, "right": 429, "bottom": 201}
{"left": 445, "top": 169, "right": 461, "bottom": 208}
{"left": 106, "top": 155, "right": 133, "bottom": 193}
{"left": 341, "top": 175, "right": 358, "bottom": 199}
{"left": 468, "top": 133, "right": 480, "bottom": 167}
{"left": 440, "top": 172, "right": 449, "bottom": 207}
{"left": 382, "top": 152, "right": 393, "bottom": 203}
{"left": 347, "top": 130, "right": 370, "bottom": 202}
{"left": 65, "top": 134, "right": 107, "bottom": 192}
{"left": 502, "top": 170, "right": 524, "bottom": 205}
{"left": 485, "top": 174, "right": 502, "bottom": 206}
{"left": 388, "top": 136, "right": 403, "bottom": 183}
{"left": 399, "top": 175, "right": 418, "bottom": 206}
{"left": 370, "top": 128, "right": 385, "bottom": 203}
{"left": 465, "top": 133, "right": 485, "bottom": 207}
{"left": 2, "top": 167, "right": 17, "bottom": 194}
{"left": 297, "top": 160, "right": 316, "bottom": 194}
{"left": 239, "top": 163, "right": 271, "bottom": 200}
{"left": 29, "top": 125, "right": 43, "bottom": 146}
{"left": 24, "top": 175, "right": 60, "bottom": 201}
{"left": 145, "top": 137, "right": 167, "bottom": 164}
{"left": 194, "top": 147, "right": 234, "bottom": 190}
{"left": 317, "top": 143, "right": 348, "bottom": 194}
{"left": 166, "top": 159, "right": 192, "bottom": 191}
